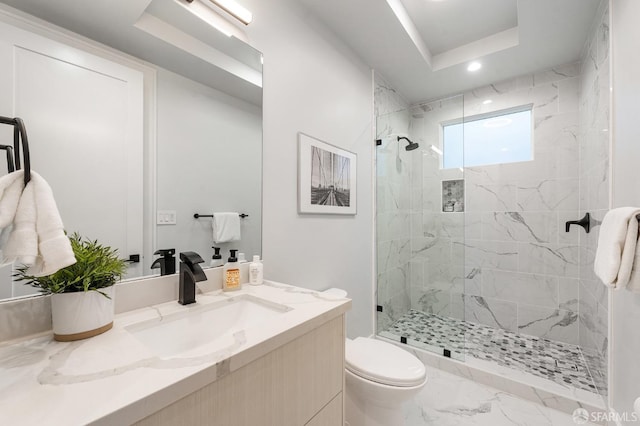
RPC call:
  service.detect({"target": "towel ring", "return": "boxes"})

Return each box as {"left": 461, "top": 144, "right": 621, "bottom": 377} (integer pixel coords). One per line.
{"left": 0, "top": 116, "right": 31, "bottom": 185}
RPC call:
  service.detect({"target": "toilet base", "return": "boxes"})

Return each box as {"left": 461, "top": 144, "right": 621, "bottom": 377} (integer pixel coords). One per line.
{"left": 345, "top": 389, "right": 406, "bottom": 426}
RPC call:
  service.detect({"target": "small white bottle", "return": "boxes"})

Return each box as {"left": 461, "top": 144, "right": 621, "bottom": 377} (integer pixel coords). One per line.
{"left": 249, "top": 255, "right": 263, "bottom": 285}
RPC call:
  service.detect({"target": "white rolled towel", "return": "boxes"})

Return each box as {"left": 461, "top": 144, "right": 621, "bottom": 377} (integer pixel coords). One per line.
{"left": 212, "top": 212, "right": 241, "bottom": 243}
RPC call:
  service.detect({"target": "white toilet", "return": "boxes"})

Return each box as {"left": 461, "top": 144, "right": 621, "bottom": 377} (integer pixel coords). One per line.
{"left": 344, "top": 337, "right": 427, "bottom": 426}
{"left": 319, "top": 289, "right": 427, "bottom": 426}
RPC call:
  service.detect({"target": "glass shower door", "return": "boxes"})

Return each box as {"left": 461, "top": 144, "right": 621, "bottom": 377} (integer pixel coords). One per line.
{"left": 375, "top": 95, "right": 466, "bottom": 361}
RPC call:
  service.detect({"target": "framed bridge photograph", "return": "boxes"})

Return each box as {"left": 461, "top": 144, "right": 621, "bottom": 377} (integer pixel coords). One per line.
{"left": 298, "top": 132, "right": 357, "bottom": 215}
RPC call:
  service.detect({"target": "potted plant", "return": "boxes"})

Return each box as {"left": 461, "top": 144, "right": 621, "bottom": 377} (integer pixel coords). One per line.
{"left": 15, "top": 232, "right": 128, "bottom": 342}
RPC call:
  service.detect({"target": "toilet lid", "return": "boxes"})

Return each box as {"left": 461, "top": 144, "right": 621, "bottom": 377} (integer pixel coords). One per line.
{"left": 345, "top": 337, "right": 426, "bottom": 387}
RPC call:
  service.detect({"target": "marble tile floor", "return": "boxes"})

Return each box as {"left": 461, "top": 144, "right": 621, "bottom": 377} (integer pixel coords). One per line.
{"left": 405, "top": 363, "right": 599, "bottom": 425}
{"left": 381, "top": 309, "right": 605, "bottom": 395}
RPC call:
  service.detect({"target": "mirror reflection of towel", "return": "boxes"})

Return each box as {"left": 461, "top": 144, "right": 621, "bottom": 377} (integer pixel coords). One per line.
{"left": 212, "top": 212, "right": 241, "bottom": 243}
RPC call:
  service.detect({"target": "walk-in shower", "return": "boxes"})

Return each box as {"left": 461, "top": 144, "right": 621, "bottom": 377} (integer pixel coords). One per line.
{"left": 374, "top": 1, "right": 610, "bottom": 411}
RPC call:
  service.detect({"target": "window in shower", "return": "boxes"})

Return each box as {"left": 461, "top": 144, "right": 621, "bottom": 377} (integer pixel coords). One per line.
{"left": 442, "top": 104, "right": 533, "bottom": 169}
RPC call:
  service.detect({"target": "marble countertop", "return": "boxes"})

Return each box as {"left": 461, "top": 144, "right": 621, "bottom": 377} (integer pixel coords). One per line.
{"left": 0, "top": 281, "right": 351, "bottom": 425}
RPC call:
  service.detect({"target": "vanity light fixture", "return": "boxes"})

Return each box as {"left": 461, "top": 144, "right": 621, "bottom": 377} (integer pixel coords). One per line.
{"left": 467, "top": 61, "right": 482, "bottom": 72}
{"left": 179, "top": 0, "right": 235, "bottom": 37}
{"left": 187, "top": 0, "right": 253, "bottom": 25}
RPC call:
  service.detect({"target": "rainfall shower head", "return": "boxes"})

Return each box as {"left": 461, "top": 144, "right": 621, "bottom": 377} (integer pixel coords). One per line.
{"left": 397, "top": 136, "right": 419, "bottom": 151}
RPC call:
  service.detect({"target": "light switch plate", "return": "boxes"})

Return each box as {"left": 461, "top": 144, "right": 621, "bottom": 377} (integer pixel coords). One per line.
{"left": 157, "top": 210, "right": 177, "bottom": 225}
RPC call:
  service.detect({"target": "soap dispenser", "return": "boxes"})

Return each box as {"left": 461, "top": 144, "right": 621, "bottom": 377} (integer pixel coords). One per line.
{"left": 223, "top": 249, "right": 241, "bottom": 292}
{"left": 210, "top": 246, "right": 223, "bottom": 268}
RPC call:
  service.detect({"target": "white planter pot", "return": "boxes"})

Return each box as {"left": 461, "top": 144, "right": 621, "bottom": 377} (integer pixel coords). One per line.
{"left": 50, "top": 286, "right": 115, "bottom": 341}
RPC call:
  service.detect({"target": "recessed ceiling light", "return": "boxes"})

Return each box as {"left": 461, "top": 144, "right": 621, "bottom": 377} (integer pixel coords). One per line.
{"left": 482, "top": 99, "right": 493, "bottom": 105}
{"left": 467, "top": 61, "right": 482, "bottom": 72}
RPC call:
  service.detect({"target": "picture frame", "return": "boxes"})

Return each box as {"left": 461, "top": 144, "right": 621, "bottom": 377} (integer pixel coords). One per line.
{"left": 298, "top": 132, "right": 357, "bottom": 215}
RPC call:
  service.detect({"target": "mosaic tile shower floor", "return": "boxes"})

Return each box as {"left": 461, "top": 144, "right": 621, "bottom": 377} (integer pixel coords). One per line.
{"left": 380, "top": 309, "right": 605, "bottom": 395}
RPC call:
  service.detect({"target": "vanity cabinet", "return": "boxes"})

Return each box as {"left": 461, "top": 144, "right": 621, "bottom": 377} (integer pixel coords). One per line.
{"left": 135, "top": 315, "right": 345, "bottom": 426}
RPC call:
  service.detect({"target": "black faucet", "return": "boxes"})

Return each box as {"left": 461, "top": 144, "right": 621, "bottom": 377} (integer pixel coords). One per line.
{"left": 178, "top": 251, "right": 207, "bottom": 305}
{"left": 151, "top": 249, "right": 176, "bottom": 275}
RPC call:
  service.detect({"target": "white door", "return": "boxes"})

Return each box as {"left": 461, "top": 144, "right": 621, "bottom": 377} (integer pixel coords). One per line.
{"left": 0, "top": 20, "right": 144, "bottom": 290}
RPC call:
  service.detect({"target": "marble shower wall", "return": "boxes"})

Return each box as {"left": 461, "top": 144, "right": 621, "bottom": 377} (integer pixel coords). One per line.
{"left": 407, "top": 95, "right": 465, "bottom": 323}
{"left": 409, "top": 64, "right": 584, "bottom": 346}
{"left": 578, "top": 2, "right": 610, "bottom": 395}
{"left": 375, "top": 74, "right": 412, "bottom": 331}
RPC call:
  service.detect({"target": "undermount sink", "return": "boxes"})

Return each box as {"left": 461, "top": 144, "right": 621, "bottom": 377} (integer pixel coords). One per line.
{"left": 126, "top": 294, "right": 291, "bottom": 358}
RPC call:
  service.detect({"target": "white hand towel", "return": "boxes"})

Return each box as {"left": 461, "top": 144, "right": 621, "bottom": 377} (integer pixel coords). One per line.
{"left": 627, "top": 245, "right": 640, "bottom": 293}
{"left": 212, "top": 212, "right": 241, "bottom": 243}
{"left": 0, "top": 170, "right": 25, "bottom": 228}
{"left": 29, "top": 172, "right": 76, "bottom": 276}
{"left": 3, "top": 178, "right": 37, "bottom": 265}
{"left": 594, "top": 207, "right": 640, "bottom": 288}
{"left": 3, "top": 171, "right": 76, "bottom": 276}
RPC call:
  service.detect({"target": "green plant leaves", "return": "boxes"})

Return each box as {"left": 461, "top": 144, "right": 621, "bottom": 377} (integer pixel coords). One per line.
{"left": 14, "top": 232, "right": 128, "bottom": 294}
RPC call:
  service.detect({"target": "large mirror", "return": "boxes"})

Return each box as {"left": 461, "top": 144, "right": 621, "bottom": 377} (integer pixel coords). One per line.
{"left": 0, "top": 0, "right": 262, "bottom": 301}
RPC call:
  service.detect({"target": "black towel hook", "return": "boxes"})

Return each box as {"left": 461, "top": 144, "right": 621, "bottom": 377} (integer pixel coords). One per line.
{"left": 0, "top": 116, "right": 31, "bottom": 185}
{"left": 565, "top": 212, "right": 591, "bottom": 233}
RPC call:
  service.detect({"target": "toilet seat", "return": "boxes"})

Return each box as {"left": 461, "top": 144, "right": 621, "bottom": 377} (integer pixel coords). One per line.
{"left": 345, "top": 337, "right": 426, "bottom": 387}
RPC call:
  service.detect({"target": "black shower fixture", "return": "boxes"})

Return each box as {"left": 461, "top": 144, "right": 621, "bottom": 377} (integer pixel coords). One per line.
{"left": 398, "top": 136, "right": 419, "bottom": 151}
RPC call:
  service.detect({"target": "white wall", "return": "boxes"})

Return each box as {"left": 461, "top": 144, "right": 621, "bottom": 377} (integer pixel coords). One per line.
{"left": 155, "top": 68, "right": 262, "bottom": 271}
{"left": 242, "top": 0, "right": 374, "bottom": 338}
{"left": 610, "top": 0, "right": 640, "bottom": 415}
